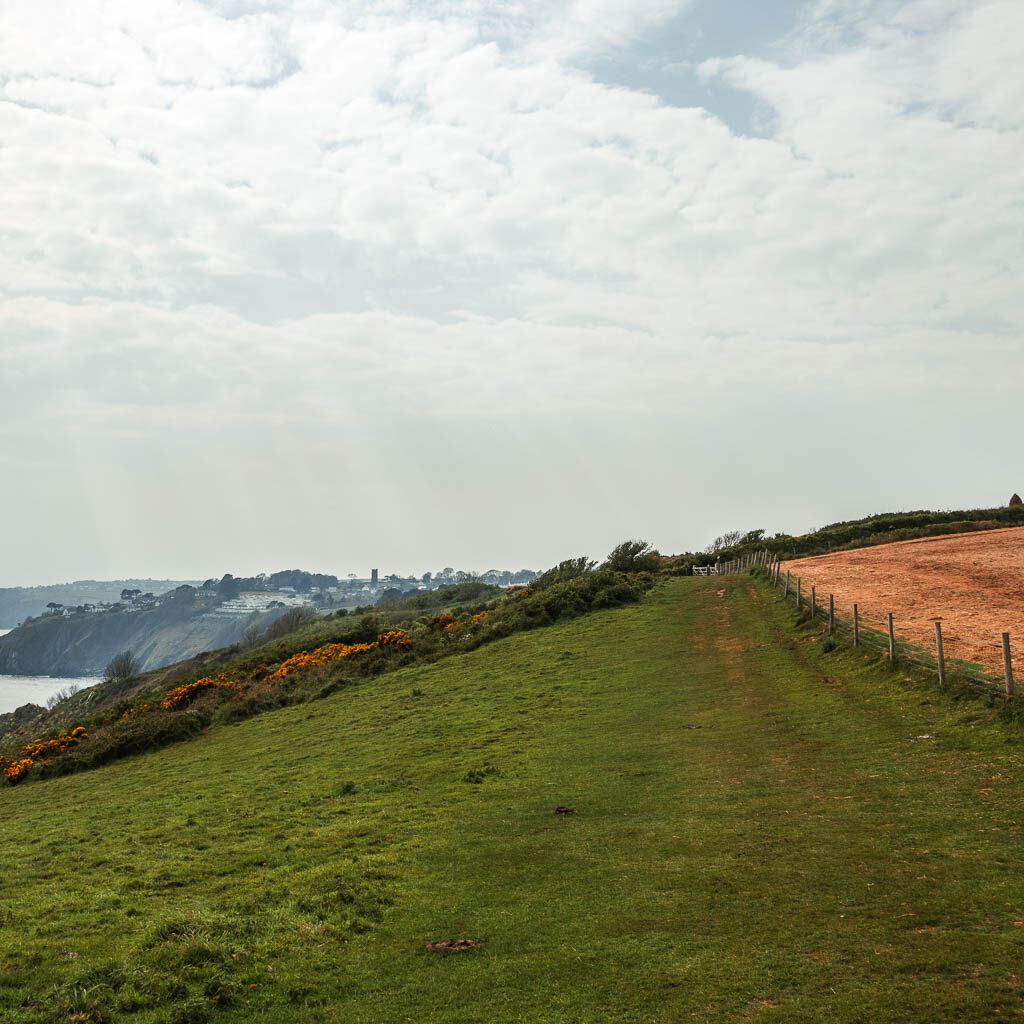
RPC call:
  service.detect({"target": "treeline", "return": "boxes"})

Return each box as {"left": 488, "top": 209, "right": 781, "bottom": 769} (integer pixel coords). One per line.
{"left": 665, "top": 505, "right": 1024, "bottom": 574}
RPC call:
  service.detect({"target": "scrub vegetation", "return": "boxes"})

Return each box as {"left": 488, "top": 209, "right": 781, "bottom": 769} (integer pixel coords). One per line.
{"left": 0, "top": 547, "right": 656, "bottom": 783}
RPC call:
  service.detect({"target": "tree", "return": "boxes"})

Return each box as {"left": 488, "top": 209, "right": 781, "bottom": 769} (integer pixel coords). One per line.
{"left": 241, "top": 620, "right": 264, "bottom": 650}
{"left": 532, "top": 557, "right": 596, "bottom": 591}
{"left": 263, "top": 605, "right": 317, "bottom": 641}
{"left": 704, "top": 530, "right": 743, "bottom": 555}
{"left": 106, "top": 649, "right": 140, "bottom": 683}
{"left": 602, "top": 539, "right": 660, "bottom": 573}
{"left": 46, "top": 683, "right": 81, "bottom": 710}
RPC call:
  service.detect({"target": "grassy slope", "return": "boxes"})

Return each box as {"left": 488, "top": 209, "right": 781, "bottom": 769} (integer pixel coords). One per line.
{"left": 2, "top": 577, "right": 1024, "bottom": 1023}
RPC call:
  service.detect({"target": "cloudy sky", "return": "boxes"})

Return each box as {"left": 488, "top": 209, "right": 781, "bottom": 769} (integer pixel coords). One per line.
{"left": 1, "top": 0, "right": 1022, "bottom": 584}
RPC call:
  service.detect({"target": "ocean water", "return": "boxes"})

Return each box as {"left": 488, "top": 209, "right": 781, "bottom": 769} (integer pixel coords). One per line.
{"left": 0, "top": 630, "right": 101, "bottom": 714}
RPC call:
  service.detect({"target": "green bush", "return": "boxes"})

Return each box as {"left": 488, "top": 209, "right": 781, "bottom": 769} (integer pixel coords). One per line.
{"left": 37, "top": 711, "right": 204, "bottom": 777}
{"left": 531, "top": 557, "right": 597, "bottom": 592}
{"left": 602, "top": 540, "right": 661, "bottom": 573}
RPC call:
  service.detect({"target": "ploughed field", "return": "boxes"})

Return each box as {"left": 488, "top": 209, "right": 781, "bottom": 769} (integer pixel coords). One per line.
{"left": 3, "top": 577, "right": 1024, "bottom": 1022}
{"left": 783, "top": 526, "right": 1024, "bottom": 679}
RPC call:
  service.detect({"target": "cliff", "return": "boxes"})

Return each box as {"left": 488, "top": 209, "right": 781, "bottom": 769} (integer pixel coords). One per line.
{"left": 0, "top": 587, "right": 282, "bottom": 676}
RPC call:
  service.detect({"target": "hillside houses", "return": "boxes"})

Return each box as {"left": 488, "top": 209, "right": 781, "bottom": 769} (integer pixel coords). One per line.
{"left": 209, "top": 591, "right": 314, "bottom": 617}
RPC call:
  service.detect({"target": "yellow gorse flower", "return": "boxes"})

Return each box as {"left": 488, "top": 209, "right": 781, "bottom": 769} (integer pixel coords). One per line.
{"left": 161, "top": 674, "right": 241, "bottom": 709}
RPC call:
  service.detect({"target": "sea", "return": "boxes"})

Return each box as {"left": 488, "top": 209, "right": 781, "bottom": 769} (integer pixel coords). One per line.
{"left": 0, "top": 630, "right": 102, "bottom": 715}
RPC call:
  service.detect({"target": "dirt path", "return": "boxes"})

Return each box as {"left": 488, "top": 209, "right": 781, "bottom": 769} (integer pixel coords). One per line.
{"left": 782, "top": 527, "right": 1024, "bottom": 676}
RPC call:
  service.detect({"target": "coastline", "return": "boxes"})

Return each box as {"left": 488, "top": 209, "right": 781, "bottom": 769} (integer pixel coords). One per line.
{"left": 0, "top": 633, "right": 100, "bottom": 714}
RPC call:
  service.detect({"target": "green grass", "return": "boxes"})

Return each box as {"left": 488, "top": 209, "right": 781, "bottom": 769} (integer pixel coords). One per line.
{"left": 3, "top": 577, "right": 1024, "bottom": 1023}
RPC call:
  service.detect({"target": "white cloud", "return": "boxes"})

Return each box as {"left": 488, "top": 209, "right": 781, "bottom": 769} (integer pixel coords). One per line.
{"left": 1, "top": 0, "right": 1023, "bottom": 580}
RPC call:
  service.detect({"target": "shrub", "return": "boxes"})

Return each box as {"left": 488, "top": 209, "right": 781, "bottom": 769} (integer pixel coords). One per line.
{"left": 531, "top": 557, "right": 597, "bottom": 592}
{"left": 602, "top": 540, "right": 661, "bottom": 574}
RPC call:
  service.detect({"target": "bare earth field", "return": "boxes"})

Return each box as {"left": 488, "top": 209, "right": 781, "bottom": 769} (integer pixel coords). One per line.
{"left": 783, "top": 527, "right": 1024, "bottom": 678}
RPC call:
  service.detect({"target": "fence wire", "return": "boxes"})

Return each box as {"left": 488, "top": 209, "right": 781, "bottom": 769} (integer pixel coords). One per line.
{"left": 717, "top": 551, "right": 1015, "bottom": 697}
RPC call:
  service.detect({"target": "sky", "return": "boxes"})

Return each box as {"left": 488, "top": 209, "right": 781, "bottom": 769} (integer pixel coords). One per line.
{"left": 2, "top": 0, "right": 1022, "bottom": 585}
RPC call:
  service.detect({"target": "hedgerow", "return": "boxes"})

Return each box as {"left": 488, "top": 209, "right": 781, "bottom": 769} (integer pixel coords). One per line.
{"left": 674, "top": 505, "right": 1024, "bottom": 573}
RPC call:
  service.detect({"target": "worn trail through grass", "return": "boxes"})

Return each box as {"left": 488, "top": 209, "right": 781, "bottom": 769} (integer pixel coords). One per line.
{"left": 2, "top": 577, "right": 1023, "bottom": 1022}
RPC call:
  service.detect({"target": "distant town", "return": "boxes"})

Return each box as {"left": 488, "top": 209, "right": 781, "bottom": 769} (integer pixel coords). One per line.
{"left": 34, "top": 567, "right": 540, "bottom": 621}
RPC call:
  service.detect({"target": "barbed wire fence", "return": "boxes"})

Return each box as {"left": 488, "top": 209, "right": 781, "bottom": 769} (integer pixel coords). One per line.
{"left": 715, "top": 549, "right": 1018, "bottom": 699}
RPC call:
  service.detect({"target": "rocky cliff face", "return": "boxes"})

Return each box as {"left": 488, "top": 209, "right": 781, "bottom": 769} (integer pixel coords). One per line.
{"left": 0, "top": 589, "right": 282, "bottom": 676}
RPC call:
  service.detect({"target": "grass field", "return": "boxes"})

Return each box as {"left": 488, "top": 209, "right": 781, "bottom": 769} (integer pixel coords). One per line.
{"left": 2, "top": 576, "right": 1024, "bottom": 1023}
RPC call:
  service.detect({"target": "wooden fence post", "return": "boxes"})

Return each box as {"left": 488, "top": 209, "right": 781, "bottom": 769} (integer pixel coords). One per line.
{"left": 828, "top": 594, "right": 834, "bottom": 635}
{"left": 853, "top": 604, "right": 859, "bottom": 646}
{"left": 784, "top": 571, "right": 790, "bottom": 599}
{"left": 811, "top": 586, "right": 817, "bottom": 619}
{"left": 935, "top": 621, "right": 945, "bottom": 687}
{"left": 888, "top": 613, "right": 896, "bottom": 663}
{"left": 1003, "top": 633, "right": 1015, "bottom": 696}
{"left": 796, "top": 578, "right": 802, "bottom": 610}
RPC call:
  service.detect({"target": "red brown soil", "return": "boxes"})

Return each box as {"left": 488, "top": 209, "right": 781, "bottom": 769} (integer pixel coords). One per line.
{"left": 782, "top": 527, "right": 1024, "bottom": 677}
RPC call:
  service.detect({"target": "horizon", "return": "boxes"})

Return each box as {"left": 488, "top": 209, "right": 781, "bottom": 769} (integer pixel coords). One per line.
{"left": 3, "top": 494, "right": 1019, "bottom": 590}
